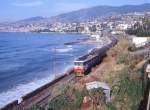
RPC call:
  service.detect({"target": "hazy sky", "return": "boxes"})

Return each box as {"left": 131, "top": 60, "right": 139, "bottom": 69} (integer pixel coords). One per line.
{"left": 1, "top": 0, "right": 150, "bottom": 22}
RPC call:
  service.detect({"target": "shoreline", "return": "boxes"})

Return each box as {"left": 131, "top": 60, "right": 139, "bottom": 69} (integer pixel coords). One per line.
{"left": 0, "top": 32, "right": 103, "bottom": 110}
{"left": 1, "top": 69, "right": 75, "bottom": 110}
{"left": 0, "top": 31, "right": 89, "bottom": 35}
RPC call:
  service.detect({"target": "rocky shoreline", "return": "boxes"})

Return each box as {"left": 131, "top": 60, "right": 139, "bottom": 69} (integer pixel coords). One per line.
{"left": 1, "top": 35, "right": 109, "bottom": 110}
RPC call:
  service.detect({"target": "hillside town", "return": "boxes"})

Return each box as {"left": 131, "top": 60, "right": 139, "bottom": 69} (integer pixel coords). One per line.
{"left": 0, "top": 12, "right": 150, "bottom": 36}
{"left": 0, "top": 2, "right": 150, "bottom": 110}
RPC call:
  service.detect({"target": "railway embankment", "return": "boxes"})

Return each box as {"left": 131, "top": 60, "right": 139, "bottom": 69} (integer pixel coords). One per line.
{"left": 0, "top": 37, "right": 108, "bottom": 110}
{"left": 0, "top": 69, "right": 76, "bottom": 110}
{"left": 2, "top": 38, "right": 146, "bottom": 110}
{"left": 38, "top": 39, "right": 146, "bottom": 110}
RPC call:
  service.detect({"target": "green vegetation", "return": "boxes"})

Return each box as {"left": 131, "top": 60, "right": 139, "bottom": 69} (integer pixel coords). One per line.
{"left": 27, "top": 87, "right": 85, "bottom": 110}
{"left": 106, "top": 40, "right": 145, "bottom": 110}
{"left": 48, "top": 95, "right": 70, "bottom": 110}
{"left": 89, "top": 88, "right": 105, "bottom": 107}
{"left": 47, "top": 85, "right": 105, "bottom": 110}
{"left": 126, "top": 17, "right": 150, "bottom": 37}
{"left": 28, "top": 39, "right": 146, "bottom": 110}
{"left": 109, "top": 67, "right": 144, "bottom": 110}
{"left": 48, "top": 86, "right": 86, "bottom": 110}
{"left": 106, "top": 102, "right": 117, "bottom": 110}
{"left": 117, "top": 52, "right": 129, "bottom": 64}
{"left": 27, "top": 105, "right": 44, "bottom": 110}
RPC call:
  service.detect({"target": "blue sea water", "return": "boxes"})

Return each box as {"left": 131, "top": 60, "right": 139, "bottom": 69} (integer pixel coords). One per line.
{"left": 0, "top": 32, "right": 96, "bottom": 107}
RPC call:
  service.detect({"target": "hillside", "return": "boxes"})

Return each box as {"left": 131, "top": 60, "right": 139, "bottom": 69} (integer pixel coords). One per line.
{"left": 11, "top": 16, "right": 46, "bottom": 25}
{"left": 51, "top": 3, "right": 150, "bottom": 22}
{"left": 1, "top": 3, "right": 150, "bottom": 25}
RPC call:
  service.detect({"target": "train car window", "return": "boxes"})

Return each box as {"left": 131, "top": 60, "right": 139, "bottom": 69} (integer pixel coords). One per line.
{"left": 74, "top": 62, "right": 78, "bottom": 65}
{"left": 75, "top": 62, "right": 83, "bottom": 66}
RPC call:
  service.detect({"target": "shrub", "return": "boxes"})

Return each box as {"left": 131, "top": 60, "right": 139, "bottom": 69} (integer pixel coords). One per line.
{"left": 107, "top": 39, "right": 129, "bottom": 58}
{"left": 111, "top": 67, "right": 144, "bottom": 110}
{"left": 89, "top": 88, "right": 105, "bottom": 106}
{"left": 48, "top": 88, "right": 85, "bottom": 110}
{"left": 106, "top": 102, "right": 117, "bottom": 110}
{"left": 117, "top": 53, "right": 129, "bottom": 64}
{"left": 27, "top": 105, "right": 44, "bottom": 110}
{"left": 74, "top": 89, "right": 84, "bottom": 108}
{"left": 48, "top": 95, "right": 69, "bottom": 110}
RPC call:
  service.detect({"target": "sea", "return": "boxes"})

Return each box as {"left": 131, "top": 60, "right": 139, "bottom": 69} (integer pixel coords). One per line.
{"left": 0, "top": 32, "right": 97, "bottom": 107}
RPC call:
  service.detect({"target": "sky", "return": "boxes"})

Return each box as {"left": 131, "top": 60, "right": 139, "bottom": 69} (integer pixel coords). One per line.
{"left": 1, "top": 0, "right": 150, "bottom": 22}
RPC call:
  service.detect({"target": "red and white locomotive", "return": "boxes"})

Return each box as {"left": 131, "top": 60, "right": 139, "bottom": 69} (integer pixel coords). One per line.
{"left": 74, "top": 37, "right": 117, "bottom": 76}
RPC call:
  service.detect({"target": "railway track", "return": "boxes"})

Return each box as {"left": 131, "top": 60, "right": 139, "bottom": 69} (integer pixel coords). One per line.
{"left": 1, "top": 36, "right": 117, "bottom": 110}
{"left": 25, "top": 36, "right": 117, "bottom": 109}
{"left": 36, "top": 74, "right": 82, "bottom": 108}
{"left": 35, "top": 73, "right": 77, "bottom": 108}
{"left": 0, "top": 73, "right": 79, "bottom": 110}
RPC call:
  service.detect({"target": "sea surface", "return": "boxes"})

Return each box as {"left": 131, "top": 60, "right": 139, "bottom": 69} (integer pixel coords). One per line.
{"left": 0, "top": 32, "right": 97, "bottom": 107}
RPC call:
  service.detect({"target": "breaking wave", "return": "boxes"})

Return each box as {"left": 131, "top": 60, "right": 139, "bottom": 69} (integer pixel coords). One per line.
{"left": 52, "top": 47, "right": 73, "bottom": 53}
{"left": 0, "top": 73, "right": 55, "bottom": 108}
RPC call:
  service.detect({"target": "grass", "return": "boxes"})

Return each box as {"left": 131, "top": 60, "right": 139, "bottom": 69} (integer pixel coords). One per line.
{"left": 105, "top": 39, "right": 146, "bottom": 110}
{"left": 105, "top": 65, "right": 145, "bottom": 110}
{"left": 26, "top": 105, "right": 44, "bottom": 110}
{"left": 48, "top": 87, "right": 86, "bottom": 110}
{"left": 106, "top": 102, "right": 117, "bottom": 110}
{"left": 27, "top": 39, "right": 146, "bottom": 110}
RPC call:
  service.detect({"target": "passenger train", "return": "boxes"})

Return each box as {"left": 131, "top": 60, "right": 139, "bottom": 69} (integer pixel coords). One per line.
{"left": 74, "top": 37, "right": 118, "bottom": 76}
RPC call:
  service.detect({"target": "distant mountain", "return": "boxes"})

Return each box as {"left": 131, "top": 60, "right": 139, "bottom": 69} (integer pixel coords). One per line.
{"left": 51, "top": 3, "right": 150, "bottom": 22}
{"left": 13, "top": 16, "right": 46, "bottom": 25}
{"left": 2, "top": 3, "right": 150, "bottom": 25}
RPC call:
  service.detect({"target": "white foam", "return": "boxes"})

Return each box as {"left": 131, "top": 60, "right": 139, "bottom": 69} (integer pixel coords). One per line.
{"left": 53, "top": 47, "right": 73, "bottom": 53}
{"left": 42, "top": 48, "right": 51, "bottom": 52}
{"left": 88, "top": 49, "right": 93, "bottom": 53}
{"left": 0, "top": 63, "right": 73, "bottom": 108}
{"left": 0, "top": 74, "right": 56, "bottom": 108}
{"left": 66, "top": 45, "right": 73, "bottom": 48}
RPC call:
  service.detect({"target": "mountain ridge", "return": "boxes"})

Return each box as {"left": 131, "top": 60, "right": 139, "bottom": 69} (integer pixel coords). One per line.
{"left": 1, "top": 3, "right": 150, "bottom": 25}
{"left": 12, "top": 16, "right": 46, "bottom": 25}
{"left": 50, "top": 3, "right": 150, "bottom": 22}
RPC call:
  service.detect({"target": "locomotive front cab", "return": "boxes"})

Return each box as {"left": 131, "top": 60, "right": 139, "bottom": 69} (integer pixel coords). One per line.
{"left": 74, "top": 61, "right": 85, "bottom": 76}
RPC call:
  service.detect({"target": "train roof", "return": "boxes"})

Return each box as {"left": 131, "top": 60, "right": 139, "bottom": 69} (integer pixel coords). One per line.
{"left": 75, "top": 47, "right": 106, "bottom": 62}
{"left": 74, "top": 37, "right": 117, "bottom": 63}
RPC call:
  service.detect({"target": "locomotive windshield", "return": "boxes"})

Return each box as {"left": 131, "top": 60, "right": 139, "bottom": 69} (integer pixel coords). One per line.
{"left": 74, "top": 62, "right": 83, "bottom": 66}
